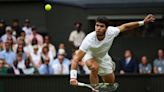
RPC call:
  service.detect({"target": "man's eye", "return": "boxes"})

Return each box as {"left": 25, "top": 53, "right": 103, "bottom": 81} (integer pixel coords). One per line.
{"left": 100, "top": 25, "right": 104, "bottom": 27}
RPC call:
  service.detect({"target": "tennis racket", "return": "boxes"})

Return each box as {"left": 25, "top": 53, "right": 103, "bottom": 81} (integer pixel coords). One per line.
{"left": 77, "top": 82, "right": 119, "bottom": 92}
{"left": 78, "top": 82, "right": 99, "bottom": 92}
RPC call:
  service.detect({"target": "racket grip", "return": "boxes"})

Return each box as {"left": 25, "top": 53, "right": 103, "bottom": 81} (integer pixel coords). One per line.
{"left": 78, "top": 82, "right": 85, "bottom": 86}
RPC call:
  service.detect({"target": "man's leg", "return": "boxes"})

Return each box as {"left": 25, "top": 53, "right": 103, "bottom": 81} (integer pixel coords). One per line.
{"left": 85, "top": 58, "right": 99, "bottom": 85}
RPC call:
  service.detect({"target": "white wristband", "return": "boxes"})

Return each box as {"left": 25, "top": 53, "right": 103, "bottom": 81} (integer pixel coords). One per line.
{"left": 70, "top": 70, "right": 77, "bottom": 79}
{"left": 138, "top": 21, "right": 144, "bottom": 26}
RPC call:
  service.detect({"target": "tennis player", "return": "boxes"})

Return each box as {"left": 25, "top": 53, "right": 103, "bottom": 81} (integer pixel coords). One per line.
{"left": 70, "top": 14, "right": 155, "bottom": 90}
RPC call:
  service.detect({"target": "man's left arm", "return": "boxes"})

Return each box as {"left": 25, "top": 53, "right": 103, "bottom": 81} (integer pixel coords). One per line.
{"left": 118, "top": 14, "right": 155, "bottom": 32}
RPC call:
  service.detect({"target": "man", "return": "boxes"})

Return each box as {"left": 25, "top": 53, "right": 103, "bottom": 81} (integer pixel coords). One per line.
{"left": 153, "top": 49, "right": 164, "bottom": 74}
{"left": 28, "top": 26, "right": 43, "bottom": 46}
{"left": 69, "top": 21, "right": 86, "bottom": 52}
{"left": 139, "top": 55, "right": 152, "bottom": 74}
{"left": 118, "top": 49, "right": 138, "bottom": 74}
{"left": 39, "top": 57, "right": 54, "bottom": 75}
{"left": 11, "top": 19, "right": 22, "bottom": 37}
{"left": 43, "top": 35, "right": 56, "bottom": 58}
{"left": 52, "top": 49, "right": 70, "bottom": 75}
{"left": 70, "top": 14, "right": 155, "bottom": 90}
{"left": 0, "top": 41, "right": 16, "bottom": 67}
{"left": 22, "top": 19, "right": 32, "bottom": 37}
{"left": 1, "top": 26, "right": 16, "bottom": 43}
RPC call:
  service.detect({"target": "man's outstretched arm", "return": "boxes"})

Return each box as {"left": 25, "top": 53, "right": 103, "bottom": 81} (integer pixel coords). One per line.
{"left": 118, "top": 14, "right": 155, "bottom": 32}
{"left": 70, "top": 50, "right": 85, "bottom": 86}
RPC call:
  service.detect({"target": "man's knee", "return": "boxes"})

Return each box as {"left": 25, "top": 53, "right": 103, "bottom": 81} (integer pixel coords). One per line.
{"left": 90, "top": 64, "right": 99, "bottom": 73}
{"left": 85, "top": 59, "right": 99, "bottom": 73}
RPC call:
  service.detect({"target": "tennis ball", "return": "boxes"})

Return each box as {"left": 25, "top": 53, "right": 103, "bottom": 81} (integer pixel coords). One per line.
{"left": 45, "top": 4, "right": 52, "bottom": 11}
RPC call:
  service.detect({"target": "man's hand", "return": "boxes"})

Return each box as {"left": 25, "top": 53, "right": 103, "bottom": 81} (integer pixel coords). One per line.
{"left": 144, "top": 14, "right": 155, "bottom": 24}
{"left": 70, "top": 78, "right": 78, "bottom": 86}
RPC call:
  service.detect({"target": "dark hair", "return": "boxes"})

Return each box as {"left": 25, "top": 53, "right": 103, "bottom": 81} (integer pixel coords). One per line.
{"left": 17, "top": 52, "right": 23, "bottom": 57}
{"left": 42, "top": 46, "right": 49, "bottom": 53}
{"left": 25, "top": 58, "right": 31, "bottom": 65}
{"left": 16, "top": 45, "right": 24, "bottom": 53}
{"left": 96, "top": 16, "right": 109, "bottom": 27}
{"left": 74, "top": 21, "right": 82, "bottom": 26}
{"left": 13, "top": 19, "right": 19, "bottom": 23}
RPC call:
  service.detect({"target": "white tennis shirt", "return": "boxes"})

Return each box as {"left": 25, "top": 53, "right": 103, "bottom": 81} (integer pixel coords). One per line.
{"left": 79, "top": 26, "right": 120, "bottom": 58}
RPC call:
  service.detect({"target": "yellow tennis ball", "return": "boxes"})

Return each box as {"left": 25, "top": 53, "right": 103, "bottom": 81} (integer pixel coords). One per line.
{"left": 45, "top": 4, "right": 52, "bottom": 11}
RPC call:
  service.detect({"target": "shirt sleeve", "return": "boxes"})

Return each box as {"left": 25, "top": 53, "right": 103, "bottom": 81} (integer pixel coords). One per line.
{"left": 148, "top": 64, "right": 152, "bottom": 70}
{"left": 79, "top": 36, "right": 90, "bottom": 52}
{"left": 106, "top": 26, "right": 120, "bottom": 37}
{"left": 153, "top": 59, "right": 158, "bottom": 67}
{"left": 68, "top": 31, "right": 74, "bottom": 42}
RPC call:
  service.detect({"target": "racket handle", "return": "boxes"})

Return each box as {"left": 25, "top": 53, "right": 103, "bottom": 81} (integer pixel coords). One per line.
{"left": 78, "top": 82, "right": 85, "bottom": 86}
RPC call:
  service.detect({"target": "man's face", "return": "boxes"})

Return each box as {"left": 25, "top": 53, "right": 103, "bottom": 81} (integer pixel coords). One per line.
{"left": 0, "top": 23, "right": 4, "bottom": 28}
{"left": 25, "top": 22, "right": 30, "bottom": 27}
{"left": 32, "top": 30, "right": 37, "bottom": 35}
{"left": 20, "top": 31, "right": 26, "bottom": 37}
{"left": 44, "top": 36, "right": 49, "bottom": 43}
{"left": 13, "top": 21, "right": 19, "bottom": 27}
{"left": 5, "top": 42, "right": 10, "bottom": 50}
{"left": 75, "top": 24, "right": 80, "bottom": 29}
{"left": 141, "top": 56, "right": 147, "bottom": 65}
{"left": 124, "top": 50, "right": 132, "bottom": 58}
{"left": 158, "top": 49, "right": 164, "bottom": 58}
{"left": 58, "top": 54, "right": 65, "bottom": 63}
{"left": 59, "top": 43, "right": 65, "bottom": 49}
{"left": 95, "top": 22, "right": 107, "bottom": 36}
{"left": 17, "top": 55, "right": 22, "bottom": 61}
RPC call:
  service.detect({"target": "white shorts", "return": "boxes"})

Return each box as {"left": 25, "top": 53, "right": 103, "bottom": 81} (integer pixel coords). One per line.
{"left": 82, "top": 53, "right": 115, "bottom": 76}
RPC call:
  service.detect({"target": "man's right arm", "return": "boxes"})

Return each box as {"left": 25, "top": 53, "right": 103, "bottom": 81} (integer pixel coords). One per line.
{"left": 118, "top": 14, "right": 155, "bottom": 32}
{"left": 70, "top": 50, "right": 86, "bottom": 86}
